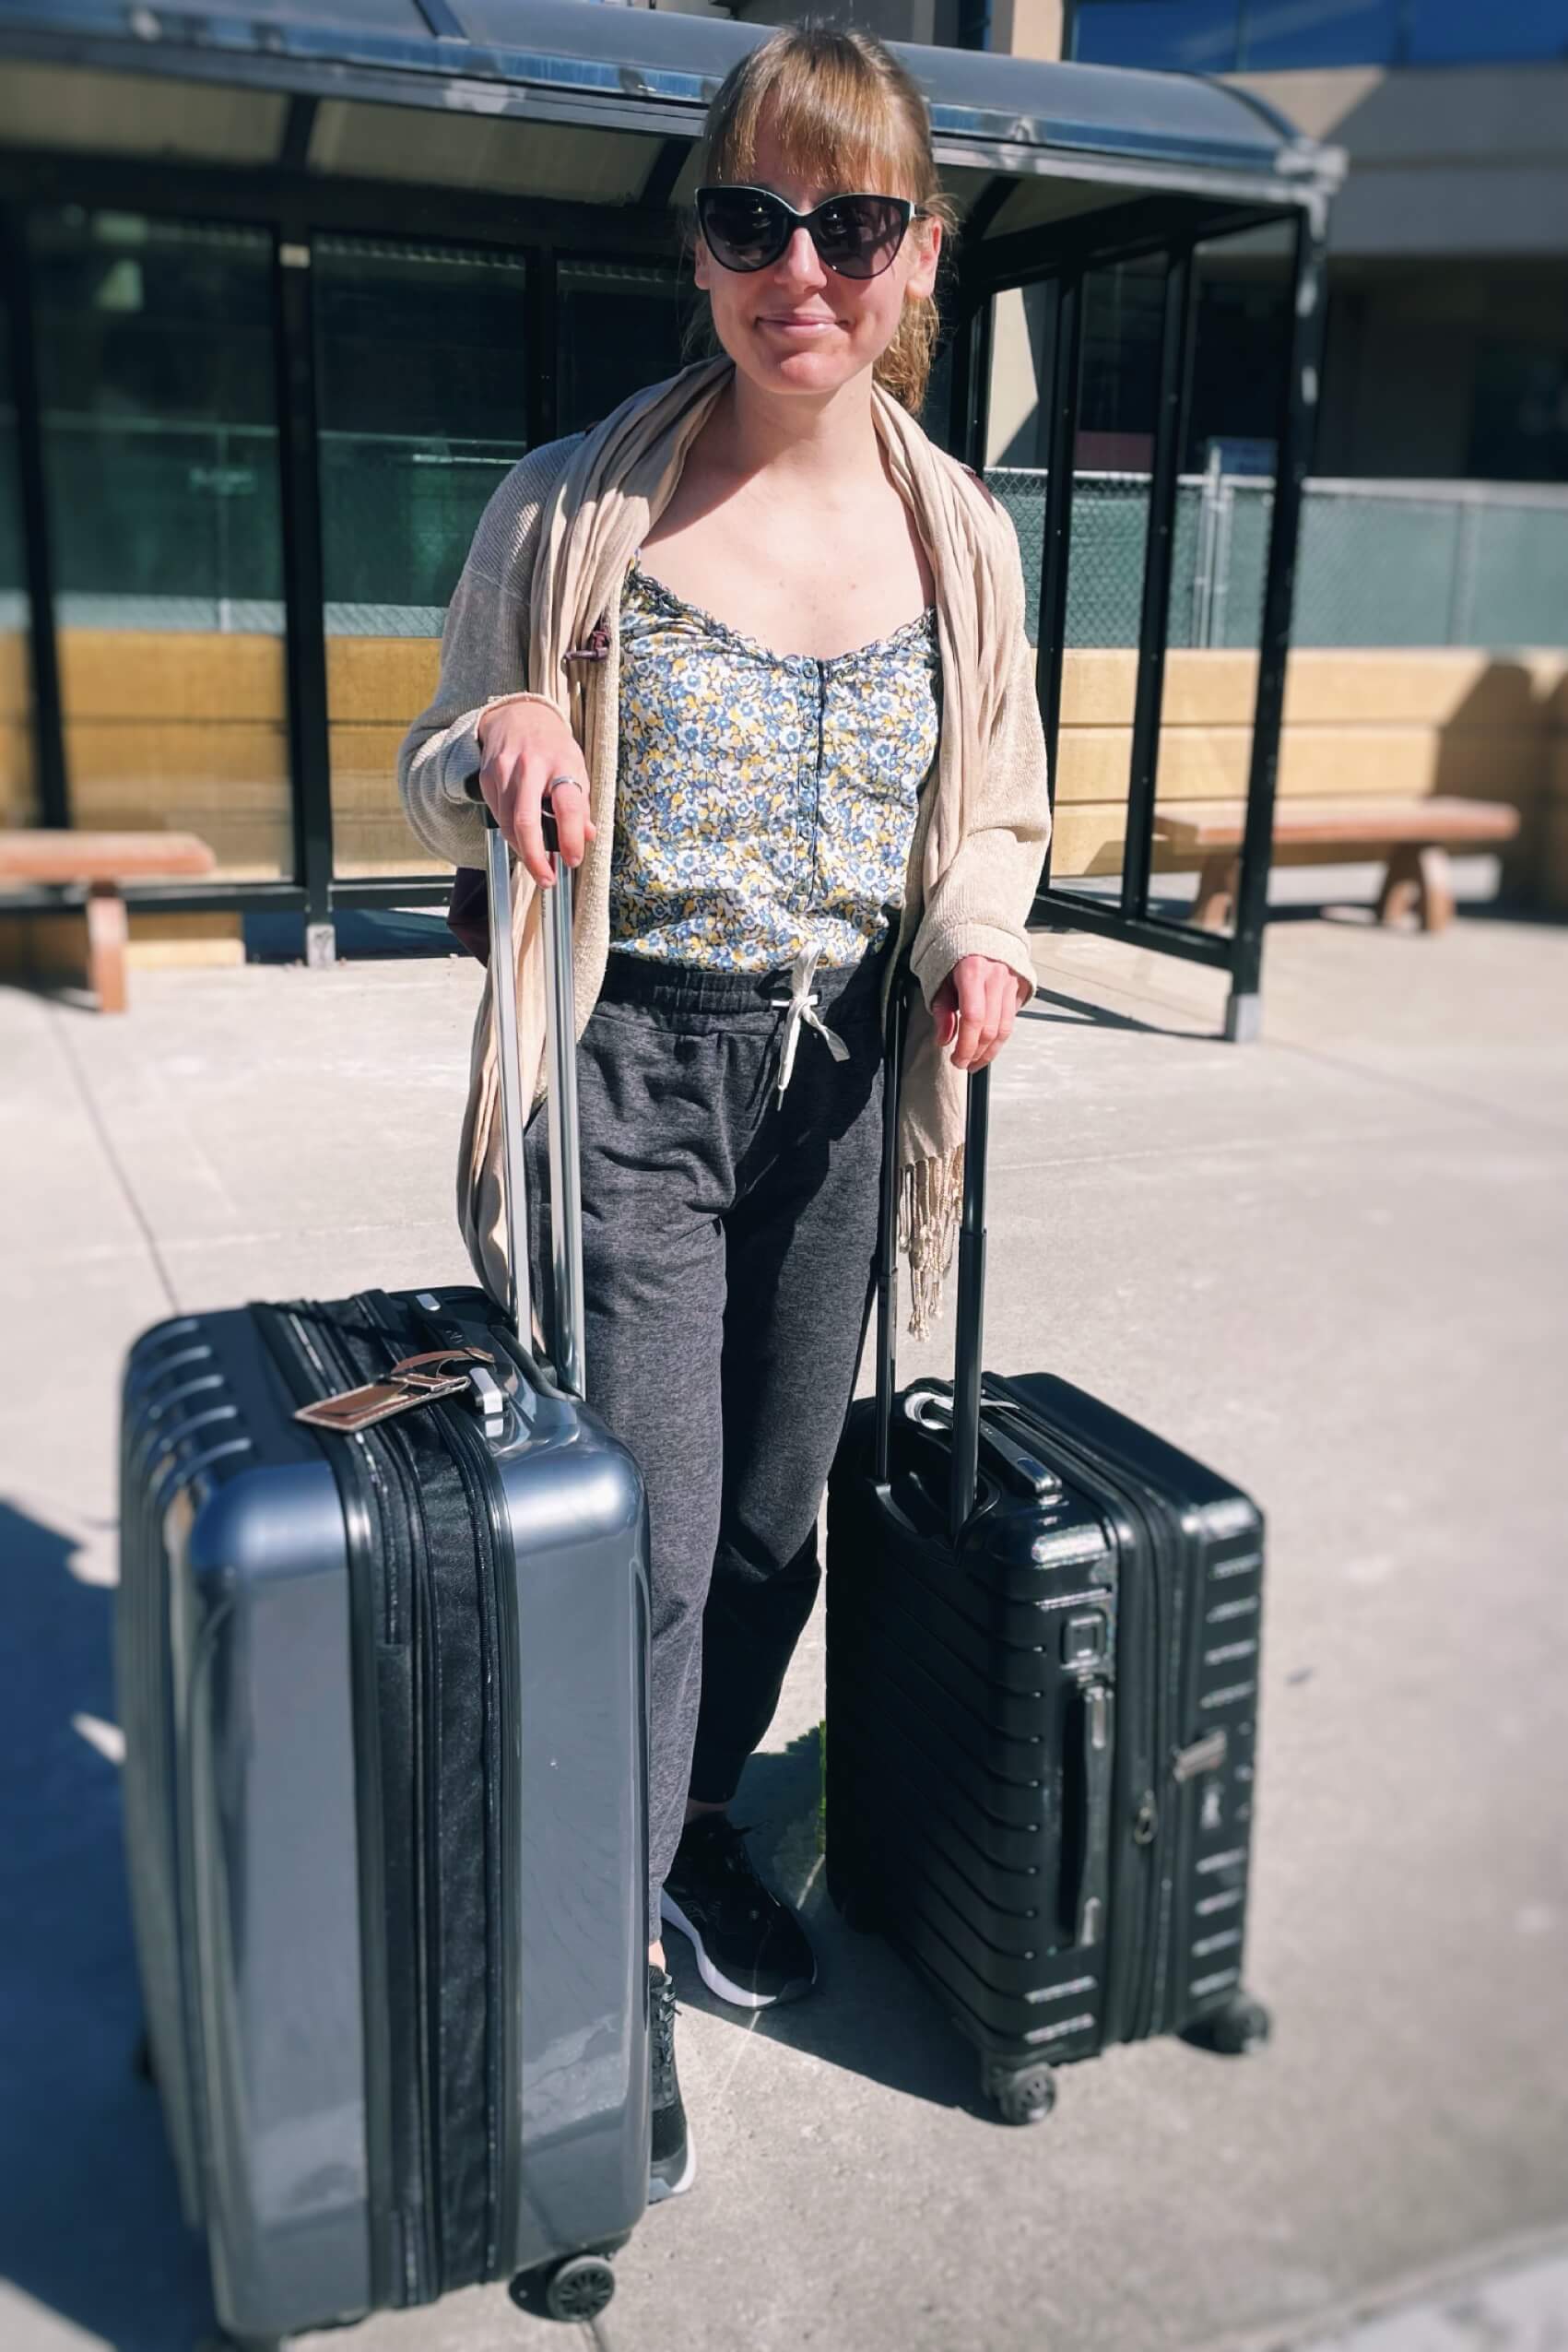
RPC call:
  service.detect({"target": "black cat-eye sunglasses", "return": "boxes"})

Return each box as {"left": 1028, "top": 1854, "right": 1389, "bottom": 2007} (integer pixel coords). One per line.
{"left": 695, "top": 184, "right": 930, "bottom": 281}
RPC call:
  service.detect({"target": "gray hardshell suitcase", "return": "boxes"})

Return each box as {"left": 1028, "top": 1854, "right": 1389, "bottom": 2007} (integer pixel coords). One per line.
{"left": 117, "top": 813, "right": 651, "bottom": 2341}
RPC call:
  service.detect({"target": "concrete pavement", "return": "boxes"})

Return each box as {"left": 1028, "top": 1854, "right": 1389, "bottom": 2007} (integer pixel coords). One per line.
{"left": 1, "top": 901, "right": 1564, "bottom": 2352}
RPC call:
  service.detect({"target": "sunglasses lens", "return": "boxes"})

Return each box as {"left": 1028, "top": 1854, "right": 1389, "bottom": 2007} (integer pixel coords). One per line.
{"left": 813, "top": 195, "right": 909, "bottom": 278}
{"left": 700, "top": 190, "right": 787, "bottom": 272}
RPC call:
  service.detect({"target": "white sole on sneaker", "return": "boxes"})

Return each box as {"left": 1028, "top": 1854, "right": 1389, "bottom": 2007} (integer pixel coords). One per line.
{"left": 648, "top": 2128, "right": 698, "bottom": 2204}
{"left": 660, "top": 1893, "right": 816, "bottom": 2010}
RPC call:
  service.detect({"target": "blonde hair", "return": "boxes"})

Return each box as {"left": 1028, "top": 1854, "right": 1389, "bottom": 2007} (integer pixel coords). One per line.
{"left": 686, "top": 23, "right": 957, "bottom": 418}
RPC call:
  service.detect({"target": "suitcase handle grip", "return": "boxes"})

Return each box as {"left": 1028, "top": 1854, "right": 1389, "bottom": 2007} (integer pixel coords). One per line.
{"left": 903, "top": 1389, "right": 1061, "bottom": 1503}
{"left": 469, "top": 784, "right": 586, "bottom": 1399}
{"left": 1072, "top": 1681, "right": 1114, "bottom": 1948}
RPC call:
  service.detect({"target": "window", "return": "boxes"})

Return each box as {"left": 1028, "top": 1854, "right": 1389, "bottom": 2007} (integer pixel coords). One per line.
{"left": 314, "top": 236, "right": 530, "bottom": 879}
{"left": 0, "top": 299, "right": 34, "bottom": 825}
{"left": 1070, "top": 0, "right": 1244, "bottom": 71}
{"left": 30, "top": 208, "right": 291, "bottom": 878}
{"left": 1068, "top": 0, "right": 1568, "bottom": 69}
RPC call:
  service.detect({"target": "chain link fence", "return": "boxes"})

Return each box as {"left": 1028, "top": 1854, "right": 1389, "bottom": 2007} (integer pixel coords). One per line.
{"left": 11, "top": 417, "right": 1566, "bottom": 651}
{"left": 986, "top": 467, "right": 1568, "bottom": 651}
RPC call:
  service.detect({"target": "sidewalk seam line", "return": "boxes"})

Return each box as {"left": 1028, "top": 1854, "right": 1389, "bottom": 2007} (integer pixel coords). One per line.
{"left": 50, "top": 1004, "right": 180, "bottom": 1316}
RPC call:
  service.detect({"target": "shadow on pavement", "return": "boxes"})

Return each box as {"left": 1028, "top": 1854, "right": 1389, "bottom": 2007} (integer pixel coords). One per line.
{"left": 661, "top": 1727, "right": 989, "bottom": 2122}
{"left": 1020, "top": 987, "right": 1215, "bottom": 1041}
{"left": 0, "top": 1498, "right": 215, "bottom": 2352}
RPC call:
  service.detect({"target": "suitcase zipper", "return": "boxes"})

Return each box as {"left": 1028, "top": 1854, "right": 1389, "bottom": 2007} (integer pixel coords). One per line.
{"left": 293, "top": 1305, "right": 441, "bottom": 2302}
{"left": 378, "top": 1293, "right": 525, "bottom": 2287}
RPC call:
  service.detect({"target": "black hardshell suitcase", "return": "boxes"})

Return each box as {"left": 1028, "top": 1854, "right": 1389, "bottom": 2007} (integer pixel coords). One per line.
{"left": 118, "top": 811, "right": 652, "bottom": 2341}
{"left": 824, "top": 987, "right": 1270, "bottom": 2124}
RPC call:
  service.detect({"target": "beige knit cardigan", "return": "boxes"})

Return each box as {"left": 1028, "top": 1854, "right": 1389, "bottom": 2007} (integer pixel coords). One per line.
{"left": 398, "top": 356, "right": 1051, "bottom": 1337}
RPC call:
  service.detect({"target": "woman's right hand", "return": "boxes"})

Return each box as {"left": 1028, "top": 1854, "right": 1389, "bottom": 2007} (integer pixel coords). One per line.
{"left": 476, "top": 700, "right": 596, "bottom": 889}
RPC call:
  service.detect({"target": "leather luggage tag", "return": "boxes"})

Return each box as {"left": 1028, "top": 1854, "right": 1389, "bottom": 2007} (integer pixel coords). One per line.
{"left": 295, "top": 1347, "right": 495, "bottom": 1435}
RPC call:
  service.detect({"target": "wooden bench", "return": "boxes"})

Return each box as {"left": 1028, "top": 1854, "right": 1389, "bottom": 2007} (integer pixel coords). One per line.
{"left": 1151, "top": 797, "right": 1521, "bottom": 934}
{"left": 0, "top": 831, "right": 218, "bottom": 1011}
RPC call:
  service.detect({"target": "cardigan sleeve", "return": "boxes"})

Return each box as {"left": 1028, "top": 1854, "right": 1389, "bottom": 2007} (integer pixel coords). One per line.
{"left": 908, "top": 533, "right": 1053, "bottom": 1008}
{"left": 397, "top": 434, "right": 584, "bottom": 869}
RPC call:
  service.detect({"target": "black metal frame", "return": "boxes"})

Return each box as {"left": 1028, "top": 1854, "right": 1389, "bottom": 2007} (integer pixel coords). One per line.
{"left": 0, "top": 124, "right": 1326, "bottom": 1022}
{"left": 949, "top": 193, "right": 1326, "bottom": 1033}
{"left": 0, "top": 145, "right": 685, "bottom": 942}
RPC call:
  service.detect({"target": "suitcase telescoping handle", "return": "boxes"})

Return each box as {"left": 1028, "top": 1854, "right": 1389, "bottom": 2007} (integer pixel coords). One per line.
{"left": 472, "top": 786, "right": 587, "bottom": 1401}
{"left": 874, "top": 975, "right": 990, "bottom": 1545}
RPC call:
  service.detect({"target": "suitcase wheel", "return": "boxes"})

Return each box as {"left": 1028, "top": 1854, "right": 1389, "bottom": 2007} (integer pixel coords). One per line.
{"left": 982, "top": 2059, "right": 1058, "bottom": 2127}
{"left": 1180, "top": 1992, "right": 1272, "bottom": 2060}
{"left": 508, "top": 2252, "right": 617, "bottom": 2324}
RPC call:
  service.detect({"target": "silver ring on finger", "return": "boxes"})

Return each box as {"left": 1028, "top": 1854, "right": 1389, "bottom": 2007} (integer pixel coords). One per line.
{"left": 546, "top": 774, "right": 583, "bottom": 798}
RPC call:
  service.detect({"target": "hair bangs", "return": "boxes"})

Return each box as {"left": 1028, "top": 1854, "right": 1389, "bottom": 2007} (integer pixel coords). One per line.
{"left": 715, "top": 37, "right": 921, "bottom": 203}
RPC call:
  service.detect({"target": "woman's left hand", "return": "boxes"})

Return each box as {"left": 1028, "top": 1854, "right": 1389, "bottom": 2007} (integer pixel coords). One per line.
{"left": 932, "top": 955, "right": 1033, "bottom": 1072}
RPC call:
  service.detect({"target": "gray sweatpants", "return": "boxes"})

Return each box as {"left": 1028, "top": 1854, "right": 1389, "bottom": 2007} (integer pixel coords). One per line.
{"left": 525, "top": 946, "right": 888, "bottom": 1932}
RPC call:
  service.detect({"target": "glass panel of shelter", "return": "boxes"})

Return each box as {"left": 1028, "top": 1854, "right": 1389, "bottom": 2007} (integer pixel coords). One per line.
{"left": 314, "top": 234, "right": 531, "bottom": 881}
{"left": 28, "top": 207, "right": 291, "bottom": 881}
{"left": 0, "top": 296, "right": 34, "bottom": 825}
{"left": 1037, "top": 250, "right": 1169, "bottom": 917}
{"left": 318, "top": 244, "right": 686, "bottom": 882}
{"left": 1149, "top": 221, "right": 1294, "bottom": 939}
{"left": 557, "top": 259, "right": 687, "bottom": 438}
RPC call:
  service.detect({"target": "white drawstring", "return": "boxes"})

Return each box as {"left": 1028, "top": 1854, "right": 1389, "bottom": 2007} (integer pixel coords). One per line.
{"left": 772, "top": 944, "right": 850, "bottom": 1101}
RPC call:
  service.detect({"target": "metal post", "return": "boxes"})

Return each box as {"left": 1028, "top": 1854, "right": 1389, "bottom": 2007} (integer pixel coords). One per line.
{"left": 543, "top": 864, "right": 585, "bottom": 1401}
{"left": 484, "top": 823, "right": 532, "bottom": 1346}
{"left": 945, "top": 288, "right": 993, "bottom": 472}
{"left": 873, "top": 980, "right": 907, "bottom": 1487}
{"left": 1032, "top": 269, "right": 1083, "bottom": 897}
{"left": 1193, "top": 443, "right": 1222, "bottom": 648}
{"left": 1123, "top": 243, "right": 1195, "bottom": 922}
{"left": 0, "top": 204, "right": 69, "bottom": 830}
{"left": 272, "top": 229, "right": 336, "bottom": 961}
{"left": 949, "top": 1068, "right": 989, "bottom": 1549}
{"left": 1226, "top": 207, "right": 1329, "bottom": 1041}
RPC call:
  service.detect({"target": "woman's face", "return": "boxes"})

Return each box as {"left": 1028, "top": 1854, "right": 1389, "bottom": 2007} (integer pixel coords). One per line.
{"left": 694, "top": 107, "right": 941, "bottom": 401}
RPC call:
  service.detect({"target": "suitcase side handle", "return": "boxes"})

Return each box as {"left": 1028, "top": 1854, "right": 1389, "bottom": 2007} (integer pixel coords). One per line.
{"left": 471, "top": 786, "right": 587, "bottom": 1399}
{"left": 874, "top": 975, "right": 990, "bottom": 1544}
{"left": 1071, "top": 1682, "right": 1114, "bottom": 1948}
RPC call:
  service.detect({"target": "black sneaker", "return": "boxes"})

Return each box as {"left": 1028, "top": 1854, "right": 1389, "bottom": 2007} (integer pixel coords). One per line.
{"left": 660, "top": 1815, "right": 818, "bottom": 2009}
{"left": 649, "top": 1965, "right": 696, "bottom": 2203}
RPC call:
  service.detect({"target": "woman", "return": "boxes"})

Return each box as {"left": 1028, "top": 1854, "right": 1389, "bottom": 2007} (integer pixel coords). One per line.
{"left": 399, "top": 24, "right": 1050, "bottom": 2207}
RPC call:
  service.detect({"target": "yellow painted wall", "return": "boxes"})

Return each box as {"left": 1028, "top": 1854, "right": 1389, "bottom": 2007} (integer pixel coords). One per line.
{"left": 1053, "top": 647, "right": 1566, "bottom": 891}
{"left": 0, "top": 630, "right": 34, "bottom": 828}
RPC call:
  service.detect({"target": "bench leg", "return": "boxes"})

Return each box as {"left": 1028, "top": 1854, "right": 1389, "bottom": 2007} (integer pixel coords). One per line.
{"left": 1192, "top": 854, "right": 1240, "bottom": 933}
{"left": 1375, "top": 844, "right": 1454, "bottom": 934}
{"left": 86, "top": 881, "right": 128, "bottom": 1012}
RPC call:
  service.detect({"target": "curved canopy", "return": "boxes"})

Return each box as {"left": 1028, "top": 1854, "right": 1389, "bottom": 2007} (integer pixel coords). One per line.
{"left": 0, "top": 0, "right": 1340, "bottom": 206}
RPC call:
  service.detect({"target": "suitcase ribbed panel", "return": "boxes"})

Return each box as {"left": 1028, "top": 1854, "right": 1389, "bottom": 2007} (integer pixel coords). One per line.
{"left": 1166, "top": 1528, "right": 1264, "bottom": 2021}
{"left": 118, "top": 1316, "right": 253, "bottom": 2227}
{"left": 827, "top": 1400, "right": 1119, "bottom": 2064}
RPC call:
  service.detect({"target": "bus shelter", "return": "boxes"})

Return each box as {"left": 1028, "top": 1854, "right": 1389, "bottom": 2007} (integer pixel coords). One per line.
{"left": 0, "top": 0, "right": 1341, "bottom": 1035}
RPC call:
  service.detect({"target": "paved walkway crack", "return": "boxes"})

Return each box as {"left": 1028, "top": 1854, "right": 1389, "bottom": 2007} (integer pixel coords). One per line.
{"left": 51, "top": 1004, "right": 180, "bottom": 1315}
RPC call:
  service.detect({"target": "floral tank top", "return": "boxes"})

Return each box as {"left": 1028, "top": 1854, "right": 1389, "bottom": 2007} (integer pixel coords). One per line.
{"left": 608, "top": 550, "right": 942, "bottom": 974}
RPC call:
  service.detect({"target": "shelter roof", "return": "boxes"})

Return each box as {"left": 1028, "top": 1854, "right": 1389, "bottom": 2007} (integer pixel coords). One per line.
{"left": 0, "top": 0, "right": 1341, "bottom": 206}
